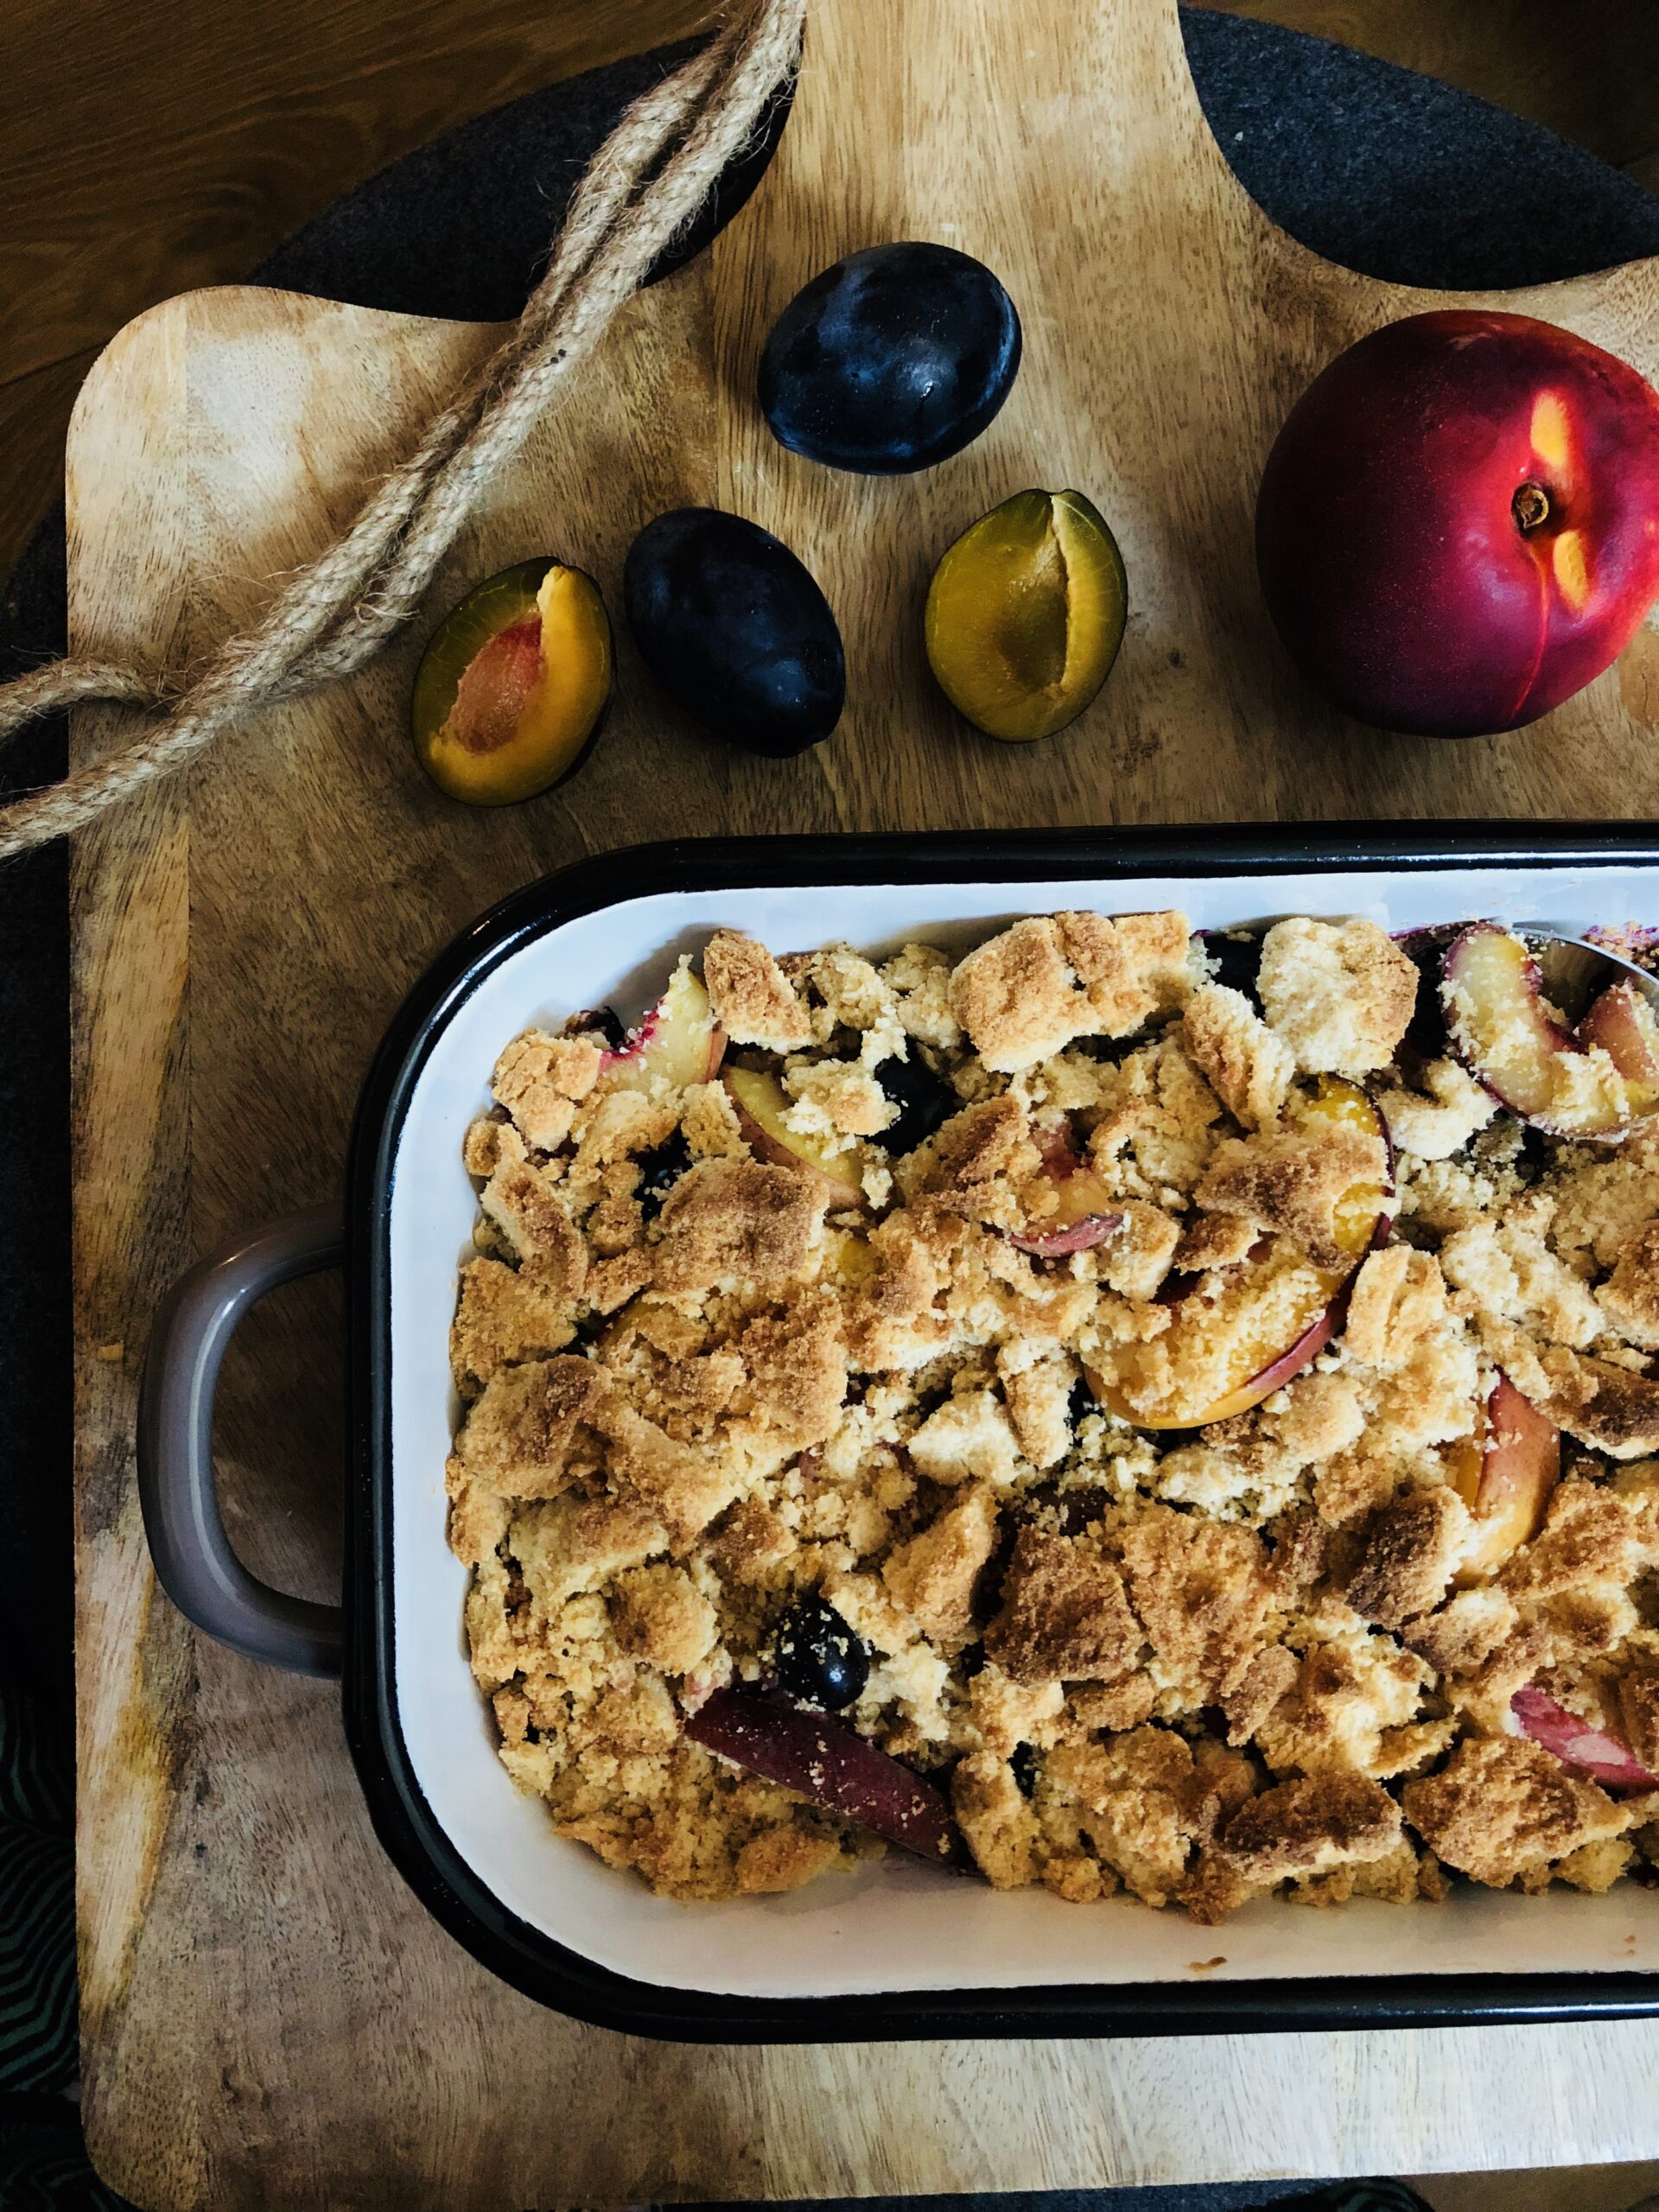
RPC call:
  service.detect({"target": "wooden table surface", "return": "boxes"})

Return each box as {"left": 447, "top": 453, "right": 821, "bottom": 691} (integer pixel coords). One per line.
{"left": 62, "top": 0, "right": 1659, "bottom": 2202}
{"left": 7, "top": 0, "right": 1659, "bottom": 591}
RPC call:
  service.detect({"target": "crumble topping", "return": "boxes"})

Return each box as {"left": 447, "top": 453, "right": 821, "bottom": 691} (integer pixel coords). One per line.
{"left": 1256, "top": 917, "right": 1418, "bottom": 1075}
{"left": 446, "top": 908, "right": 1659, "bottom": 1918}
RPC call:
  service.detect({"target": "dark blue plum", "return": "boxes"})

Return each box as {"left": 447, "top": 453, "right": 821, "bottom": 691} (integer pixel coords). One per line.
{"left": 869, "top": 1051, "right": 956, "bottom": 1154}
{"left": 623, "top": 508, "right": 844, "bottom": 758}
{"left": 773, "top": 1593, "right": 869, "bottom": 1711}
{"left": 1199, "top": 927, "right": 1266, "bottom": 1008}
{"left": 634, "top": 1128, "right": 692, "bottom": 1222}
{"left": 759, "top": 241, "right": 1022, "bottom": 475}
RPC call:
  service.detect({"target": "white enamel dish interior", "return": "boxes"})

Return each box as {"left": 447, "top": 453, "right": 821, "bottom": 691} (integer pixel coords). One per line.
{"left": 387, "top": 859, "right": 1659, "bottom": 2002}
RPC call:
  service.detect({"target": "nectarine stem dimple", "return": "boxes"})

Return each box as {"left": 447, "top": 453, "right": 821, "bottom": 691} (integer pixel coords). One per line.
{"left": 1512, "top": 480, "right": 1551, "bottom": 534}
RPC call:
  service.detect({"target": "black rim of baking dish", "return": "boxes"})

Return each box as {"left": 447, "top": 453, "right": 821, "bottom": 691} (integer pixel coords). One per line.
{"left": 343, "top": 820, "right": 1659, "bottom": 2041}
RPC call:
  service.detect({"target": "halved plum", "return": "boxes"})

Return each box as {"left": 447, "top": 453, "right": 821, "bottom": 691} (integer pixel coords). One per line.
{"left": 723, "top": 1064, "right": 867, "bottom": 1202}
{"left": 1511, "top": 1683, "right": 1659, "bottom": 1793}
{"left": 925, "top": 489, "right": 1127, "bottom": 743}
{"left": 1440, "top": 922, "right": 1632, "bottom": 1137}
{"left": 1084, "top": 1077, "right": 1391, "bottom": 1429}
{"left": 1448, "top": 1370, "right": 1561, "bottom": 1585}
{"left": 597, "top": 963, "right": 726, "bottom": 1096}
{"left": 683, "top": 1687, "right": 967, "bottom": 1866}
{"left": 413, "top": 558, "right": 612, "bottom": 804}
{"left": 1008, "top": 1121, "right": 1125, "bottom": 1257}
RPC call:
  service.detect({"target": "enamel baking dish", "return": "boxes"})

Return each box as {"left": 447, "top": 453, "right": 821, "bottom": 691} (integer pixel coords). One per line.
{"left": 138, "top": 824, "right": 1659, "bottom": 2040}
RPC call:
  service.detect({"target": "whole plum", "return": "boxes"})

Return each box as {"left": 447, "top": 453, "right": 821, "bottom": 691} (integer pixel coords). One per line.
{"left": 623, "top": 507, "right": 845, "bottom": 757}
{"left": 759, "top": 240, "right": 1021, "bottom": 474}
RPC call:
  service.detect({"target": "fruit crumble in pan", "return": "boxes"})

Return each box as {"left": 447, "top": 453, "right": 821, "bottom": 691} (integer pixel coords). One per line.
{"left": 446, "top": 911, "right": 1659, "bottom": 1921}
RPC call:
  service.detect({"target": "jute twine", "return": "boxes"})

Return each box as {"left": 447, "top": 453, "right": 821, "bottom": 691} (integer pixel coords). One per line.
{"left": 0, "top": 0, "right": 804, "bottom": 863}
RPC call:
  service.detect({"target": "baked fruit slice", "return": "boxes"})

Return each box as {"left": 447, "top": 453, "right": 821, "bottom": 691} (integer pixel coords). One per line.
{"left": 683, "top": 1687, "right": 966, "bottom": 1866}
{"left": 1084, "top": 1077, "right": 1392, "bottom": 1428}
{"left": 1440, "top": 923, "right": 1635, "bottom": 1137}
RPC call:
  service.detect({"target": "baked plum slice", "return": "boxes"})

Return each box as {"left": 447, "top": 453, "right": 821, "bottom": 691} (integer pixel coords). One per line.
{"left": 1084, "top": 1077, "right": 1392, "bottom": 1428}
{"left": 1510, "top": 1685, "right": 1659, "bottom": 1793}
{"left": 1448, "top": 1371, "right": 1561, "bottom": 1585}
{"left": 1008, "top": 1121, "right": 1124, "bottom": 1257}
{"left": 1580, "top": 977, "right": 1659, "bottom": 1114}
{"left": 722, "top": 1065, "right": 866, "bottom": 1202}
{"left": 597, "top": 963, "right": 726, "bottom": 1095}
{"left": 683, "top": 1687, "right": 967, "bottom": 1867}
{"left": 412, "top": 558, "right": 612, "bottom": 804}
{"left": 1440, "top": 922, "right": 1635, "bottom": 1136}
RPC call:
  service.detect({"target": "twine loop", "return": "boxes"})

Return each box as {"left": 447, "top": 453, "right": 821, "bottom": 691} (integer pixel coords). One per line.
{"left": 0, "top": 0, "right": 804, "bottom": 862}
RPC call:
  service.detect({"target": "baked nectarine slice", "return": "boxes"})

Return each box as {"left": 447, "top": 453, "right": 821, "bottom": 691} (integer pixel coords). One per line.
{"left": 1009, "top": 1121, "right": 1125, "bottom": 1256}
{"left": 1448, "top": 1371, "right": 1560, "bottom": 1585}
{"left": 597, "top": 963, "right": 726, "bottom": 1096}
{"left": 1510, "top": 1683, "right": 1658, "bottom": 1793}
{"left": 724, "top": 1064, "right": 867, "bottom": 1201}
{"left": 1440, "top": 922, "right": 1631, "bottom": 1136}
{"left": 1084, "top": 1077, "right": 1390, "bottom": 1429}
{"left": 413, "top": 558, "right": 613, "bottom": 804}
{"left": 683, "top": 1687, "right": 966, "bottom": 1865}
{"left": 1580, "top": 978, "right": 1659, "bottom": 1115}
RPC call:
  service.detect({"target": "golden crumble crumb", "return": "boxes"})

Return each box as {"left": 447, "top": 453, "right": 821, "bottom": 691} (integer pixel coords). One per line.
{"left": 455, "top": 1356, "right": 606, "bottom": 1500}
{"left": 986, "top": 1527, "right": 1140, "bottom": 1684}
{"left": 1599, "top": 1222, "right": 1659, "bottom": 1351}
{"left": 1402, "top": 1736, "right": 1641, "bottom": 1890}
{"left": 1000, "top": 1350, "right": 1077, "bottom": 1469}
{"left": 1344, "top": 1487, "right": 1470, "bottom": 1628}
{"left": 952, "top": 1752, "right": 1040, "bottom": 1888}
{"left": 1258, "top": 916, "right": 1418, "bottom": 1074}
{"left": 1377, "top": 1058, "right": 1497, "bottom": 1162}
{"left": 480, "top": 1159, "right": 588, "bottom": 1290}
{"left": 1196, "top": 1122, "right": 1387, "bottom": 1271}
{"left": 1181, "top": 982, "right": 1295, "bottom": 1129}
{"left": 703, "top": 930, "right": 815, "bottom": 1050}
{"left": 611, "top": 1565, "right": 719, "bottom": 1676}
{"left": 1055, "top": 909, "right": 1192, "bottom": 1035}
{"left": 883, "top": 1484, "right": 999, "bottom": 1647}
{"left": 1215, "top": 1770, "right": 1402, "bottom": 1885}
{"left": 950, "top": 918, "right": 1083, "bottom": 1072}
{"left": 652, "top": 1158, "right": 825, "bottom": 1296}
{"left": 450, "top": 1256, "right": 580, "bottom": 1395}
{"left": 493, "top": 1028, "right": 601, "bottom": 1150}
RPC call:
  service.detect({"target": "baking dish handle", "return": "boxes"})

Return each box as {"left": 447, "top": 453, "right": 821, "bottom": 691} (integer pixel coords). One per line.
{"left": 137, "top": 1205, "right": 346, "bottom": 1678}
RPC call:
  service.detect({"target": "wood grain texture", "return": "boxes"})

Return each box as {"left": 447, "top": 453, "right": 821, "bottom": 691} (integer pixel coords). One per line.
{"left": 0, "top": 0, "right": 719, "bottom": 586}
{"left": 66, "top": 1, "right": 1659, "bottom": 2205}
{"left": 9, "top": 0, "right": 1658, "bottom": 589}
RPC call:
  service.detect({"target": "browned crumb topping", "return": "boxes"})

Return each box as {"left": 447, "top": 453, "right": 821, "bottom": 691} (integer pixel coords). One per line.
{"left": 703, "top": 928, "right": 816, "bottom": 1051}
{"left": 1257, "top": 918, "right": 1418, "bottom": 1075}
{"left": 447, "top": 911, "right": 1659, "bottom": 1917}
{"left": 985, "top": 1528, "right": 1141, "bottom": 1685}
{"left": 1401, "top": 1737, "right": 1648, "bottom": 1890}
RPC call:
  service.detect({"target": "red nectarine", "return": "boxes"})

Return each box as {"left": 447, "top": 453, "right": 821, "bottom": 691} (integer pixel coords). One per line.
{"left": 1255, "top": 310, "right": 1659, "bottom": 736}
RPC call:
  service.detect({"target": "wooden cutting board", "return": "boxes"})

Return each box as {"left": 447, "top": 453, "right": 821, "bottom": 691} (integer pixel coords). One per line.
{"left": 66, "top": 0, "right": 1659, "bottom": 2202}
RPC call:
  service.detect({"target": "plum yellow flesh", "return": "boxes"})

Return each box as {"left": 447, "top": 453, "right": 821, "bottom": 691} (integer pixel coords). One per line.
{"left": 413, "top": 558, "right": 612, "bottom": 804}
{"left": 925, "top": 489, "right": 1126, "bottom": 741}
